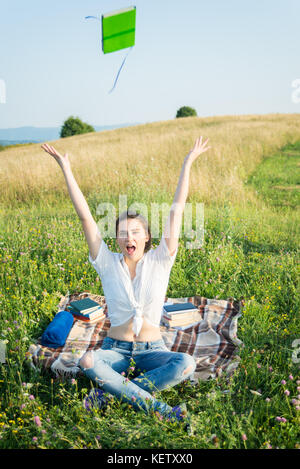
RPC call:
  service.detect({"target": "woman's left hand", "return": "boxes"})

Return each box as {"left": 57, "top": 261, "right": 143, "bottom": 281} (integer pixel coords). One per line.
{"left": 184, "top": 136, "right": 210, "bottom": 165}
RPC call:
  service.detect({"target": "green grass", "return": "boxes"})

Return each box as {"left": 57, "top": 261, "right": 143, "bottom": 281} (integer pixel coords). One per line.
{"left": 0, "top": 143, "right": 299, "bottom": 449}
{"left": 247, "top": 141, "right": 300, "bottom": 209}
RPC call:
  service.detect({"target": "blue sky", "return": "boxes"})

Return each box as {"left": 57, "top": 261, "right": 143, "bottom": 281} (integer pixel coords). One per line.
{"left": 0, "top": 0, "right": 300, "bottom": 128}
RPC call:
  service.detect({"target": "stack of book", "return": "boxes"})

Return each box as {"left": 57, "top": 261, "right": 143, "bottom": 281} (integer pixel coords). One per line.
{"left": 161, "top": 302, "right": 201, "bottom": 328}
{"left": 67, "top": 298, "right": 105, "bottom": 323}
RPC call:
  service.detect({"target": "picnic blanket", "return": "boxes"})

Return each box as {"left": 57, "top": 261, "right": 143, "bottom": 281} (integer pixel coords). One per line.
{"left": 28, "top": 291, "right": 244, "bottom": 384}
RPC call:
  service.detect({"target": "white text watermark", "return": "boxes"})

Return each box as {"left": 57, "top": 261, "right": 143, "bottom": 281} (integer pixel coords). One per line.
{"left": 0, "top": 340, "right": 6, "bottom": 363}
{"left": 0, "top": 79, "right": 6, "bottom": 104}
{"left": 291, "top": 79, "right": 300, "bottom": 104}
{"left": 291, "top": 339, "right": 300, "bottom": 364}
{"left": 95, "top": 195, "right": 204, "bottom": 249}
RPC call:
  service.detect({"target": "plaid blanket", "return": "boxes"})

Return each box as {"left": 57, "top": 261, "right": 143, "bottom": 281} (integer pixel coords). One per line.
{"left": 28, "top": 291, "right": 244, "bottom": 383}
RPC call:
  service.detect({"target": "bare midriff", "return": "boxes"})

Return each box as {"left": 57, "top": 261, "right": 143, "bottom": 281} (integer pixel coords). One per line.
{"left": 107, "top": 316, "right": 162, "bottom": 342}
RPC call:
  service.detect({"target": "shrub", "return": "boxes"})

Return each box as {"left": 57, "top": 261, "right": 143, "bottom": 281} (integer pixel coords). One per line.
{"left": 175, "top": 106, "right": 197, "bottom": 118}
{"left": 60, "top": 116, "right": 95, "bottom": 138}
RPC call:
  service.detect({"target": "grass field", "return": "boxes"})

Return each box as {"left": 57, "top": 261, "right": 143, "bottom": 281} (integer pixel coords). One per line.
{"left": 0, "top": 114, "right": 299, "bottom": 449}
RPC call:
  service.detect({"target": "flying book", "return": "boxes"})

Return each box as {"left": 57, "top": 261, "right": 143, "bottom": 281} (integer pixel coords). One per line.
{"left": 69, "top": 298, "right": 101, "bottom": 314}
{"left": 85, "top": 6, "right": 136, "bottom": 93}
{"left": 163, "top": 302, "right": 199, "bottom": 317}
{"left": 102, "top": 6, "right": 136, "bottom": 54}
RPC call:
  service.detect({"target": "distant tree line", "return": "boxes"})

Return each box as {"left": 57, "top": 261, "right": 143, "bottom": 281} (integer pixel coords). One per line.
{"left": 59, "top": 107, "right": 197, "bottom": 138}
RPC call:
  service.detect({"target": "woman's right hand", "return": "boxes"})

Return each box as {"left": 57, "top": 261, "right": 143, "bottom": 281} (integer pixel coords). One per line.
{"left": 41, "top": 143, "right": 70, "bottom": 170}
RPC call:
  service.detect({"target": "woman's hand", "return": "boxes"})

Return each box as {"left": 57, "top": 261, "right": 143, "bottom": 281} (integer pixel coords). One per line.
{"left": 184, "top": 136, "right": 210, "bottom": 165}
{"left": 41, "top": 143, "right": 70, "bottom": 170}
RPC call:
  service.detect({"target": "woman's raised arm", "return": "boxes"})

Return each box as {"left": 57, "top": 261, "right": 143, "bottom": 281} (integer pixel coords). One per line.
{"left": 40, "top": 143, "right": 102, "bottom": 261}
{"left": 163, "top": 136, "right": 210, "bottom": 255}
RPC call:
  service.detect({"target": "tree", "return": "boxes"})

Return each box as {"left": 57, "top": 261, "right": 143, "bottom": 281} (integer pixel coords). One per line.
{"left": 175, "top": 106, "right": 197, "bottom": 118}
{"left": 60, "top": 116, "right": 95, "bottom": 138}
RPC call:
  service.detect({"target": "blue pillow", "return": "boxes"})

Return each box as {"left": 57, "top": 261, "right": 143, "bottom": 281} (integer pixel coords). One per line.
{"left": 41, "top": 310, "right": 74, "bottom": 349}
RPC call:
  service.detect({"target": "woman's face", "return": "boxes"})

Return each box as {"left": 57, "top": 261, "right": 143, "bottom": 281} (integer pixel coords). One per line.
{"left": 117, "top": 218, "right": 149, "bottom": 262}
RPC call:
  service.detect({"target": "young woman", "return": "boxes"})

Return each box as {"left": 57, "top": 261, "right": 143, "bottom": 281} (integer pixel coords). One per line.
{"left": 41, "top": 135, "right": 210, "bottom": 430}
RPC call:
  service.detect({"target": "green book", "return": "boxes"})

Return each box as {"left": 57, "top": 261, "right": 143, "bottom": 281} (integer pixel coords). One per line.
{"left": 69, "top": 298, "right": 101, "bottom": 314}
{"left": 102, "top": 6, "right": 136, "bottom": 54}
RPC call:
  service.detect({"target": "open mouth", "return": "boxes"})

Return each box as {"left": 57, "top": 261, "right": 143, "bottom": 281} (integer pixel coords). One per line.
{"left": 126, "top": 245, "right": 136, "bottom": 255}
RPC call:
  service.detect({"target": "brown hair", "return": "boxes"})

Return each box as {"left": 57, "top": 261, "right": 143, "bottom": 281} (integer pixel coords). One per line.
{"left": 116, "top": 209, "right": 152, "bottom": 253}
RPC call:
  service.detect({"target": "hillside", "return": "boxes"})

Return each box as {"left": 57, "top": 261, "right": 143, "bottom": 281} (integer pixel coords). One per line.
{"left": 1, "top": 113, "right": 300, "bottom": 209}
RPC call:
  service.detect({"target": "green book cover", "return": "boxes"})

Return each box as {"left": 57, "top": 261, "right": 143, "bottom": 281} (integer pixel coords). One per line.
{"left": 102, "top": 6, "right": 136, "bottom": 54}
{"left": 69, "top": 298, "right": 100, "bottom": 313}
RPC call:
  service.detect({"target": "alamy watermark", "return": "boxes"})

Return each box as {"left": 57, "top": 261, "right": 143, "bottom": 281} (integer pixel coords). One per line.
{"left": 291, "top": 79, "right": 300, "bottom": 104}
{"left": 0, "top": 79, "right": 6, "bottom": 104}
{"left": 0, "top": 340, "right": 6, "bottom": 363}
{"left": 95, "top": 194, "right": 204, "bottom": 249}
{"left": 291, "top": 339, "right": 300, "bottom": 364}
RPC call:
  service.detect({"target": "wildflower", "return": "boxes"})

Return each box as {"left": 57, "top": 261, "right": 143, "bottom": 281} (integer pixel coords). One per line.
{"left": 71, "top": 378, "right": 77, "bottom": 385}
{"left": 276, "top": 416, "right": 287, "bottom": 423}
{"left": 121, "top": 371, "right": 125, "bottom": 376}
{"left": 32, "top": 437, "right": 38, "bottom": 442}
{"left": 268, "top": 366, "right": 273, "bottom": 372}
{"left": 281, "top": 380, "right": 286, "bottom": 385}
{"left": 29, "top": 395, "right": 35, "bottom": 400}
{"left": 284, "top": 390, "right": 290, "bottom": 396}
{"left": 257, "top": 363, "right": 261, "bottom": 369}
{"left": 288, "top": 375, "right": 293, "bottom": 380}
{"left": 131, "top": 396, "right": 137, "bottom": 402}
{"left": 241, "top": 434, "right": 247, "bottom": 441}
{"left": 129, "top": 366, "right": 135, "bottom": 371}
{"left": 265, "top": 397, "right": 271, "bottom": 402}
{"left": 34, "top": 416, "right": 41, "bottom": 427}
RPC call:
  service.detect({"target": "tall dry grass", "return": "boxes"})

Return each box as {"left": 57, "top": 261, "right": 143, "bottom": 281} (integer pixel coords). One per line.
{"left": 1, "top": 113, "right": 300, "bottom": 209}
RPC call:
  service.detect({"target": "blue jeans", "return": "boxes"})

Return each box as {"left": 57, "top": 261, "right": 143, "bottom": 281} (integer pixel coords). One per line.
{"left": 80, "top": 336, "right": 197, "bottom": 416}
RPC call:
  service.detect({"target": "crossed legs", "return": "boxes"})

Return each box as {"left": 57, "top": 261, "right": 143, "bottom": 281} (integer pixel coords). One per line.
{"left": 79, "top": 347, "right": 196, "bottom": 414}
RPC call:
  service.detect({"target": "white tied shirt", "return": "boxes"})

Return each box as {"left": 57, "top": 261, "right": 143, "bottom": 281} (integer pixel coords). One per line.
{"left": 88, "top": 236, "right": 178, "bottom": 336}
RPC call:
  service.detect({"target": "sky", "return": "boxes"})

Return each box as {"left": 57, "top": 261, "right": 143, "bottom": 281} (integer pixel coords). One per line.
{"left": 0, "top": 0, "right": 300, "bottom": 128}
